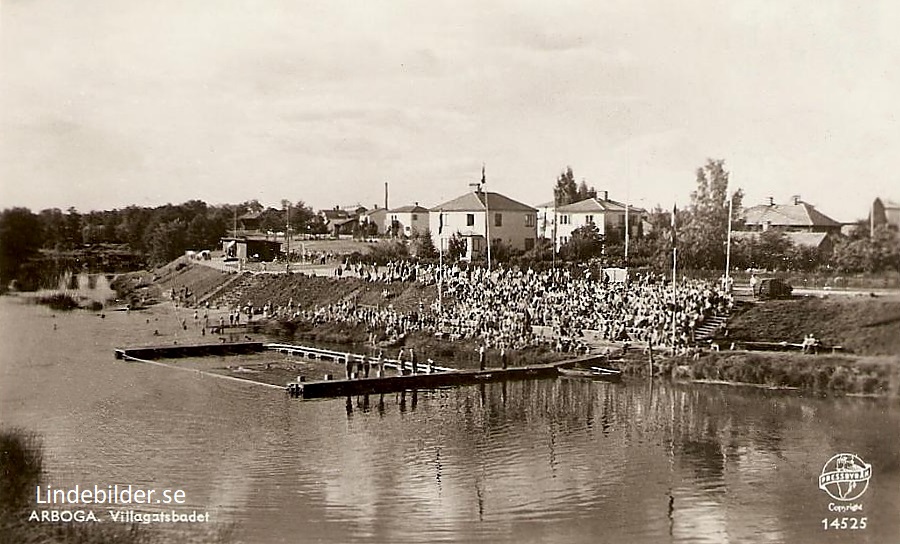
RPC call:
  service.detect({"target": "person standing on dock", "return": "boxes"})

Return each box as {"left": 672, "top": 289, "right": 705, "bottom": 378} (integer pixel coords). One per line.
{"left": 410, "top": 348, "right": 418, "bottom": 374}
{"left": 345, "top": 353, "right": 353, "bottom": 379}
{"left": 479, "top": 345, "right": 486, "bottom": 371}
{"left": 398, "top": 348, "right": 406, "bottom": 375}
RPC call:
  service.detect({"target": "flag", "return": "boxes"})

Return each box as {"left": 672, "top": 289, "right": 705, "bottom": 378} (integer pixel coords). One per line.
{"left": 438, "top": 210, "right": 444, "bottom": 235}
{"left": 671, "top": 204, "right": 678, "bottom": 246}
{"left": 481, "top": 163, "right": 486, "bottom": 185}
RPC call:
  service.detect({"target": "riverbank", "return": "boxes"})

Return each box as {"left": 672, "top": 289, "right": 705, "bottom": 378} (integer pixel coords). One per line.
{"left": 612, "top": 348, "right": 900, "bottom": 396}
{"left": 108, "top": 262, "right": 900, "bottom": 396}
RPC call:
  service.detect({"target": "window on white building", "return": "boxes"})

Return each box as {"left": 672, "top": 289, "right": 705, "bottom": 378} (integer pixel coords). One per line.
{"left": 466, "top": 213, "right": 475, "bottom": 226}
{"left": 525, "top": 214, "right": 534, "bottom": 227}
{"left": 560, "top": 215, "right": 569, "bottom": 225}
{"left": 495, "top": 213, "right": 503, "bottom": 227}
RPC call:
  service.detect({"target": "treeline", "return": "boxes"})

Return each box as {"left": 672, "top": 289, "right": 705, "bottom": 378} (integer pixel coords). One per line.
{"left": 0, "top": 199, "right": 322, "bottom": 287}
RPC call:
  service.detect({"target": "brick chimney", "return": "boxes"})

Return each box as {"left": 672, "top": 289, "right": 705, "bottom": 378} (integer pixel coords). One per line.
{"left": 768, "top": 196, "right": 774, "bottom": 206}
{"left": 601, "top": 190, "right": 608, "bottom": 201}
{"left": 792, "top": 195, "right": 801, "bottom": 205}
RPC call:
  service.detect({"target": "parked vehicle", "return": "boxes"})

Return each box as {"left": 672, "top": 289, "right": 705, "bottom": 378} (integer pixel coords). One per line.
{"left": 754, "top": 278, "right": 793, "bottom": 299}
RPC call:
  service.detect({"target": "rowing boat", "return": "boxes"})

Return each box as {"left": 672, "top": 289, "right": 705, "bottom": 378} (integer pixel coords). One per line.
{"left": 557, "top": 366, "right": 623, "bottom": 382}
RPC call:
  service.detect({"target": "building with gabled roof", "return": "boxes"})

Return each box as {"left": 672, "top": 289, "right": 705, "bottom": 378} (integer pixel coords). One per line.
{"left": 552, "top": 193, "right": 645, "bottom": 250}
{"left": 388, "top": 203, "right": 430, "bottom": 237}
{"left": 319, "top": 206, "right": 366, "bottom": 236}
{"left": 359, "top": 205, "right": 388, "bottom": 236}
{"left": 430, "top": 187, "right": 537, "bottom": 260}
{"left": 742, "top": 196, "right": 841, "bottom": 234}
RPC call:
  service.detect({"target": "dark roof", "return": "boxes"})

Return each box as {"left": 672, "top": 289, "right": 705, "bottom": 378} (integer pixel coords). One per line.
{"left": 390, "top": 205, "right": 430, "bottom": 213}
{"left": 320, "top": 209, "right": 352, "bottom": 220}
{"left": 430, "top": 191, "right": 536, "bottom": 213}
{"left": 331, "top": 217, "right": 358, "bottom": 227}
{"left": 238, "top": 211, "right": 262, "bottom": 220}
{"left": 743, "top": 201, "right": 840, "bottom": 228}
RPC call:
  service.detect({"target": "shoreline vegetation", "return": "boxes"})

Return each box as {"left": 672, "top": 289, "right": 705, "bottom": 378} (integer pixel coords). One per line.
{"left": 104, "top": 261, "right": 900, "bottom": 397}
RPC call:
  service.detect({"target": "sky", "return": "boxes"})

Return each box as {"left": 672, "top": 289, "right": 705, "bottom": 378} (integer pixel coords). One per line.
{"left": 1, "top": 0, "right": 898, "bottom": 222}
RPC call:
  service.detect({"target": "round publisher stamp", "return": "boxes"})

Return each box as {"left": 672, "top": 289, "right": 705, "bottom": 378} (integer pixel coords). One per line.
{"left": 818, "top": 453, "right": 871, "bottom": 502}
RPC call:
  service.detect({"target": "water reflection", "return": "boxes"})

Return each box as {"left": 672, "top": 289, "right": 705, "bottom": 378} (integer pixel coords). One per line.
{"left": 1, "top": 299, "right": 898, "bottom": 544}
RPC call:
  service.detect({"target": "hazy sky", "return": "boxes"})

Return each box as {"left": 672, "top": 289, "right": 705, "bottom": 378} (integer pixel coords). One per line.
{"left": 1, "top": 0, "right": 897, "bottom": 221}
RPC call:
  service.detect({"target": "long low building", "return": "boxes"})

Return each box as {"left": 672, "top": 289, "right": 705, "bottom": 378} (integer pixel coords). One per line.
{"left": 221, "top": 236, "right": 283, "bottom": 261}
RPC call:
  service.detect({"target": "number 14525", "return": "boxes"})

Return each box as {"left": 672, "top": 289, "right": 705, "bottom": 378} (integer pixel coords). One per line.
{"left": 822, "top": 517, "right": 867, "bottom": 530}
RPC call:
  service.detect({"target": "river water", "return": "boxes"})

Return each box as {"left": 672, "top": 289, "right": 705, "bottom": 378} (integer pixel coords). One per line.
{"left": 1, "top": 296, "right": 898, "bottom": 543}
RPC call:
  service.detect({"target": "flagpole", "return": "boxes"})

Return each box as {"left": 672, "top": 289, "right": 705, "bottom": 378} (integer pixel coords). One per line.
{"left": 625, "top": 201, "right": 630, "bottom": 270}
{"left": 552, "top": 197, "right": 558, "bottom": 269}
{"left": 438, "top": 210, "right": 443, "bottom": 314}
{"left": 671, "top": 203, "right": 677, "bottom": 356}
{"left": 725, "top": 193, "right": 733, "bottom": 286}
{"left": 482, "top": 163, "right": 491, "bottom": 271}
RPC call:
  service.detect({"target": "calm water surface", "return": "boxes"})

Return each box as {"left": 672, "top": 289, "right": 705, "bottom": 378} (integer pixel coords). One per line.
{"left": 1, "top": 297, "right": 898, "bottom": 543}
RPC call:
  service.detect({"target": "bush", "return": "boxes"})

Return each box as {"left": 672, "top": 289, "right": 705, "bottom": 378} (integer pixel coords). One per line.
{"left": 36, "top": 293, "right": 79, "bottom": 311}
{"left": 0, "top": 428, "right": 43, "bottom": 513}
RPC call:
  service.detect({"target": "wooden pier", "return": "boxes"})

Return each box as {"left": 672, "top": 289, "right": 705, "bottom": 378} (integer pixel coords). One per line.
{"left": 114, "top": 340, "right": 615, "bottom": 399}
{"left": 287, "top": 354, "right": 610, "bottom": 399}
{"left": 115, "top": 341, "right": 265, "bottom": 360}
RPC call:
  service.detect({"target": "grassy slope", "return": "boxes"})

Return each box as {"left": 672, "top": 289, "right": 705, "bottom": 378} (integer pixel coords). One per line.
{"left": 726, "top": 296, "right": 900, "bottom": 356}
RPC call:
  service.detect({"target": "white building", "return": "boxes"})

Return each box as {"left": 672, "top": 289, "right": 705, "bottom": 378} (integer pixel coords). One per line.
{"left": 553, "top": 194, "right": 644, "bottom": 250}
{"left": 387, "top": 203, "right": 430, "bottom": 237}
{"left": 430, "top": 187, "right": 537, "bottom": 260}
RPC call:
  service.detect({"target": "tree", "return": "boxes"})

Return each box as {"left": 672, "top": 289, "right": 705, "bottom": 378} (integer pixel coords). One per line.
{"left": 679, "top": 159, "right": 744, "bottom": 270}
{"left": 554, "top": 167, "right": 579, "bottom": 206}
{"left": 577, "top": 180, "right": 597, "bottom": 200}
{"left": 144, "top": 219, "right": 187, "bottom": 265}
{"left": 289, "top": 201, "right": 316, "bottom": 231}
{"left": 832, "top": 225, "right": 900, "bottom": 273}
{"left": 0, "top": 208, "right": 44, "bottom": 287}
{"left": 63, "top": 207, "right": 83, "bottom": 249}
{"left": 447, "top": 233, "right": 466, "bottom": 261}
{"left": 561, "top": 223, "right": 604, "bottom": 261}
{"left": 411, "top": 229, "right": 437, "bottom": 259}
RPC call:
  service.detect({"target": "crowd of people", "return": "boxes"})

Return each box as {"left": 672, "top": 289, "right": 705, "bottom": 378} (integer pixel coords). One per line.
{"left": 216, "top": 259, "right": 734, "bottom": 354}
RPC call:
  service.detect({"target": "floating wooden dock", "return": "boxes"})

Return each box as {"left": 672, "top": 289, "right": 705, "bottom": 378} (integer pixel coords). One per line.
{"left": 115, "top": 341, "right": 265, "bottom": 360}
{"left": 113, "top": 340, "right": 616, "bottom": 399}
{"left": 287, "top": 355, "right": 611, "bottom": 399}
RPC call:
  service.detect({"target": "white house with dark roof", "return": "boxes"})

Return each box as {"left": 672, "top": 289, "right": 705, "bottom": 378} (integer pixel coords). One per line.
{"left": 387, "top": 203, "right": 430, "bottom": 237}
{"left": 430, "top": 187, "right": 537, "bottom": 259}
{"left": 553, "top": 193, "right": 644, "bottom": 250}
{"left": 742, "top": 196, "right": 841, "bottom": 234}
